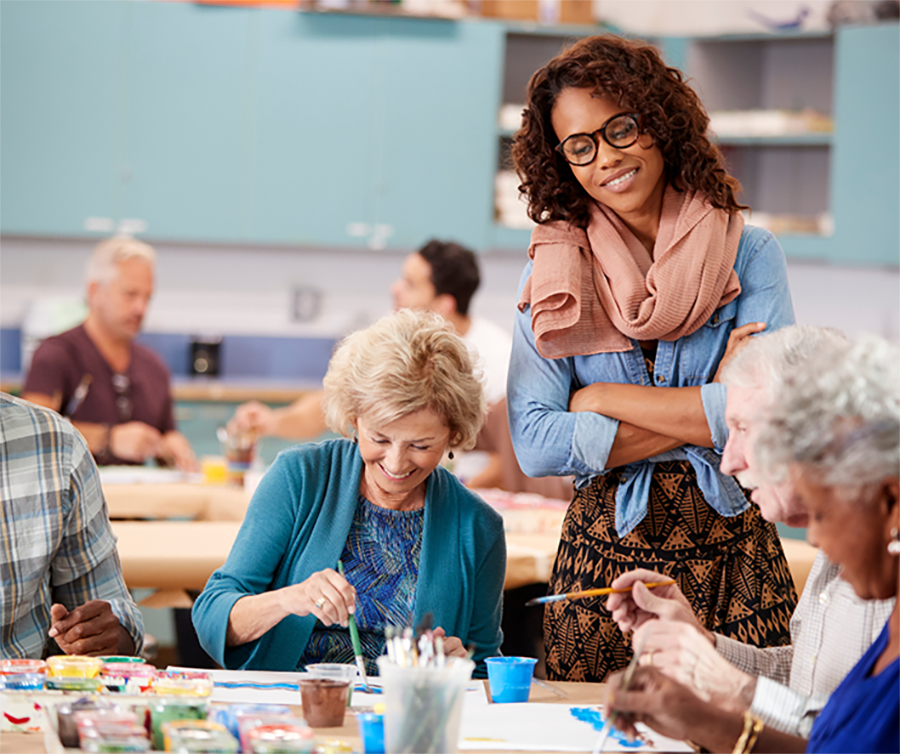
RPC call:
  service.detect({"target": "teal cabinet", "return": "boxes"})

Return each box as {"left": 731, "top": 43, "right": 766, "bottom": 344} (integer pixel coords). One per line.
{"left": 831, "top": 23, "right": 900, "bottom": 265}
{"left": 375, "top": 19, "right": 504, "bottom": 250}
{"left": 247, "top": 12, "right": 380, "bottom": 247}
{"left": 118, "top": 3, "right": 257, "bottom": 242}
{"left": 0, "top": 1, "right": 124, "bottom": 236}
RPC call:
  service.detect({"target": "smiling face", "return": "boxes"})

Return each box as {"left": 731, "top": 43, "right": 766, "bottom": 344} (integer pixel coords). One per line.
{"left": 721, "top": 385, "right": 809, "bottom": 527}
{"left": 356, "top": 408, "right": 452, "bottom": 510}
{"left": 551, "top": 87, "right": 666, "bottom": 238}
{"left": 794, "top": 466, "right": 899, "bottom": 601}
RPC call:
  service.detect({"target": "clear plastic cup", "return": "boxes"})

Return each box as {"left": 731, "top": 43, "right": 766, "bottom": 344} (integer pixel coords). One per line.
{"left": 485, "top": 656, "right": 537, "bottom": 703}
{"left": 305, "top": 663, "right": 358, "bottom": 706}
{"left": 377, "top": 656, "right": 474, "bottom": 753}
{"left": 298, "top": 679, "right": 350, "bottom": 727}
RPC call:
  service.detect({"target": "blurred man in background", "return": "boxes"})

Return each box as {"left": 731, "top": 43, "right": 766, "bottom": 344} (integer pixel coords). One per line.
{"left": 21, "top": 236, "right": 197, "bottom": 471}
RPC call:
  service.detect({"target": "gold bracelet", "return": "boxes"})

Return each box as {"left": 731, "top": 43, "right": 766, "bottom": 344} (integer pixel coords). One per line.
{"left": 745, "top": 714, "right": 764, "bottom": 753}
{"left": 731, "top": 710, "right": 755, "bottom": 754}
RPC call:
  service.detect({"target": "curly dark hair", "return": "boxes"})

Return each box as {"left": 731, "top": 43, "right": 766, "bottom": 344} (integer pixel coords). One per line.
{"left": 511, "top": 35, "right": 746, "bottom": 228}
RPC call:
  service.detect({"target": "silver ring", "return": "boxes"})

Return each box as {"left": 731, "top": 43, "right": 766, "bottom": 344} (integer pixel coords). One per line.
{"left": 315, "top": 597, "right": 326, "bottom": 609}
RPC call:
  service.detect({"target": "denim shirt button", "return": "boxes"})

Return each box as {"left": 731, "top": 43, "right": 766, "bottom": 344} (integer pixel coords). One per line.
{"left": 656, "top": 374, "right": 665, "bottom": 384}
{"left": 712, "top": 313, "right": 720, "bottom": 325}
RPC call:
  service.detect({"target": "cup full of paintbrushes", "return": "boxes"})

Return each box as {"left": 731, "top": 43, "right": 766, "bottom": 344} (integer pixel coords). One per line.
{"left": 377, "top": 626, "right": 473, "bottom": 754}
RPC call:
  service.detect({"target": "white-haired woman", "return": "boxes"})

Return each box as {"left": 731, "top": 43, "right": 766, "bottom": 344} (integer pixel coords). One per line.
{"left": 193, "top": 310, "right": 506, "bottom": 676}
{"left": 604, "top": 334, "right": 899, "bottom": 753}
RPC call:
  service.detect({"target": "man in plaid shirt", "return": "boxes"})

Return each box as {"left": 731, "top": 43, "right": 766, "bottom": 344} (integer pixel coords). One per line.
{"left": 1, "top": 392, "right": 143, "bottom": 658}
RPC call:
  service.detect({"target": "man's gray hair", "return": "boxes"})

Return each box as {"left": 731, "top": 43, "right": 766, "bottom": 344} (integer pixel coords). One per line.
{"left": 721, "top": 325, "right": 847, "bottom": 400}
{"left": 756, "top": 333, "right": 900, "bottom": 497}
{"left": 85, "top": 237, "right": 156, "bottom": 285}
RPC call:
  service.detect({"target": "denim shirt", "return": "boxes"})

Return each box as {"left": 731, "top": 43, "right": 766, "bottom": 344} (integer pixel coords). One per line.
{"left": 508, "top": 225, "right": 795, "bottom": 537}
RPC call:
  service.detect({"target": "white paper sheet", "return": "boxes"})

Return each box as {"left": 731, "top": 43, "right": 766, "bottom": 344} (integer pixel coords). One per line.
{"left": 99, "top": 466, "right": 199, "bottom": 484}
{"left": 458, "top": 699, "right": 693, "bottom": 752}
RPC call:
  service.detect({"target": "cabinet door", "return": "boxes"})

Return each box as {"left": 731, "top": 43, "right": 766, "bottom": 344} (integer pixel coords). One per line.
{"left": 247, "top": 12, "right": 380, "bottom": 247}
{"left": 831, "top": 24, "right": 899, "bottom": 265}
{"left": 0, "top": 1, "right": 124, "bottom": 236}
{"left": 118, "top": 2, "right": 256, "bottom": 242}
{"left": 375, "top": 19, "right": 504, "bottom": 250}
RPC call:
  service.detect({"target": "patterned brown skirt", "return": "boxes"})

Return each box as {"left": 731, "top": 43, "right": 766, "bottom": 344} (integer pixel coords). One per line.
{"left": 543, "top": 461, "right": 797, "bottom": 682}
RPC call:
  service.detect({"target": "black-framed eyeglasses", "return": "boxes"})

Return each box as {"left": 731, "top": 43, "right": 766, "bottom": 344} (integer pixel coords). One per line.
{"left": 555, "top": 112, "right": 641, "bottom": 166}
{"left": 112, "top": 373, "right": 133, "bottom": 423}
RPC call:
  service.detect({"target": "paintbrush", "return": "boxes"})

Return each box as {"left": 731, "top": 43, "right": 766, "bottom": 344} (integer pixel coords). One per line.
{"left": 337, "top": 560, "right": 371, "bottom": 691}
{"left": 525, "top": 580, "right": 676, "bottom": 607}
{"left": 592, "top": 631, "right": 650, "bottom": 754}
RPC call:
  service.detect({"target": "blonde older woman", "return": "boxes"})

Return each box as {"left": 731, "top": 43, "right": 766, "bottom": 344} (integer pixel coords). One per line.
{"left": 193, "top": 310, "right": 506, "bottom": 675}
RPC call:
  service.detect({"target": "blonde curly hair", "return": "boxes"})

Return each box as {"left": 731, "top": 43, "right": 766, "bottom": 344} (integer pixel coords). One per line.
{"left": 323, "top": 309, "right": 486, "bottom": 451}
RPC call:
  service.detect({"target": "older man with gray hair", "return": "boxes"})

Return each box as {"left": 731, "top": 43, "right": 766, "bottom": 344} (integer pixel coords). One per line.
{"left": 22, "top": 237, "right": 196, "bottom": 470}
{"left": 606, "top": 324, "right": 895, "bottom": 737}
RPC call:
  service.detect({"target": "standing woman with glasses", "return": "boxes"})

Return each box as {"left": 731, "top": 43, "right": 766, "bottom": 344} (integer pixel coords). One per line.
{"left": 508, "top": 35, "right": 797, "bottom": 681}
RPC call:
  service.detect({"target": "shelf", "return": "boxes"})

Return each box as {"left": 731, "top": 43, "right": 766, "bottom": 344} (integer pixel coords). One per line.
{"left": 297, "top": 5, "right": 463, "bottom": 21}
{"left": 714, "top": 132, "right": 833, "bottom": 147}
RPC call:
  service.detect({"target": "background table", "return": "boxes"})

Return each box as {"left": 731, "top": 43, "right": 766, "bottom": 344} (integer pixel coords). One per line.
{"left": 105, "top": 483, "right": 819, "bottom": 605}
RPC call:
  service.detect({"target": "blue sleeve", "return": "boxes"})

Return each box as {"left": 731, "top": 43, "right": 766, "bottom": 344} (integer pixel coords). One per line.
{"left": 467, "top": 512, "right": 506, "bottom": 678}
{"left": 507, "top": 263, "right": 619, "bottom": 478}
{"left": 702, "top": 228, "right": 796, "bottom": 450}
{"left": 192, "top": 456, "right": 305, "bottom": 668}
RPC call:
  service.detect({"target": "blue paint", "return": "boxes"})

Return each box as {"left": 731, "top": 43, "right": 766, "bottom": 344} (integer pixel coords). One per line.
{"left": 570, "top": 707, "right": 643, "bottom": 748}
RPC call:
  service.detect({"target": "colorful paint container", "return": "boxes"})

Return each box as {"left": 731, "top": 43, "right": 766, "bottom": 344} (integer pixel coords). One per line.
{"left": 0, "top": 658, "right": 47, "bottom": 676}
{"left": 0, "top": 672, "right": 45, "bottom": 690}
{"left": 102, "top": 663, "right": 156, "bottom": 694}
{"left": 163, "top": 719, "right": 238, "bottom": 753}
{"left": 212, "top": 704, "right": 292, "bottom": 744}
{"left": 245, "top": 723, "right": 315, "bottom": 754}
{"left": 149, "top": 697, "right": 211, "bottom": 750}
{"left": 46, "top": 654, "right": 103, "bottom": 678}
{"left": 152, "top": 670, "right": 214, "bottom": 697}
{"left": 57, "top": 697, "right": 114, "bottom": 748}
{"left": 236, "top": 715, "right": 304, "bottom": 753}
{"left": 46, "top": 675, "right": 104, "bottom": 692}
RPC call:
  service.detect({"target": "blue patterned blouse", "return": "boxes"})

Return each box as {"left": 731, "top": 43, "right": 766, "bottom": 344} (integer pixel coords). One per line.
{"left": 298, "top": 496, "right": 424, "bottom": 675}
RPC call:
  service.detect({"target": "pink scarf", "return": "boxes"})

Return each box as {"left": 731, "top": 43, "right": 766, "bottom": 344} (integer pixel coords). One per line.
{"left": 518, "top": 187, "right": 743, "bottom": 358}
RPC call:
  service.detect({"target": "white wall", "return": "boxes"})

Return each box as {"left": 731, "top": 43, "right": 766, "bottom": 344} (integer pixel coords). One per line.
{"left": 1, "top": 236, "right": 897, "bottom": 354}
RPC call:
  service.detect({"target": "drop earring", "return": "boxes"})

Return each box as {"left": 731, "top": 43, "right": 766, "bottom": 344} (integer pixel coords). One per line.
{"left": 448, "top": 450, "right": 455, "bottom": 461}
{"left": 888, "top": 527, "right": 900, "bottom": 556}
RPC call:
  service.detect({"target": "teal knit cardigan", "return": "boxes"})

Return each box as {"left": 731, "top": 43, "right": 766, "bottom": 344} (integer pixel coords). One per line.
{"left": 192, "top": 439, "right": 506, "bottom": 676}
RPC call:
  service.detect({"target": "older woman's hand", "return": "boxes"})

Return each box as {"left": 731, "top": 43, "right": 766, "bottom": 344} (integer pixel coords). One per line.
{"left": 607, "top": 569, "right": 704, "bottom": 635}
{"left": 432, "top": 627, "right": 467, "bottom": 659}
{"left": 287, "top": 569, "right": 357, "bottom": 628}
{"left": 606, "top": 664, "right": 713, "bottom": 745}
{"left": 632, "top": 621, "right": 755, "bottom": 712}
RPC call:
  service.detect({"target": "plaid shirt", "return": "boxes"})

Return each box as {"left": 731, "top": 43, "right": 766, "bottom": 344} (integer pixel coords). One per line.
{"left": 717, "top": 549, "right": 894, "bottom": 736}
{"left": 0, "top": 393, "right": 143, "bottom": 658}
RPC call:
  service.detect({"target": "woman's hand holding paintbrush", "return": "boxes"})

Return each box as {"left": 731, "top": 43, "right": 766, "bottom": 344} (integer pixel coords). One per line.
{"left": 525, "top": 578, "right": 677, "bottom": 607}
{"left": 605, "top": 569, "right": 713, "bottom": 641}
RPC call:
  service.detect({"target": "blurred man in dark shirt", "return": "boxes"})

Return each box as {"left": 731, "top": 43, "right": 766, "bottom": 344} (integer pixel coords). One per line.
{"left": 22, "top": 237, "right": 197, "bottom": 471}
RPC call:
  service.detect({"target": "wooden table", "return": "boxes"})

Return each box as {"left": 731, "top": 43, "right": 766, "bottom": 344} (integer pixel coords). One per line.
{"left": 104, "top": 483, "right": 818, "bottom": 603}
{"left": 103, "top": 483, "right": 248, "bottom": 521}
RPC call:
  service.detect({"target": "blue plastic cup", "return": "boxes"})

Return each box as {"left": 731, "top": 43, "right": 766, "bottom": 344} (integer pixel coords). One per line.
{"left": 485, "top": 656, "right": 538, "bottom": 703}
{"left": 356, "top": 712, "right": 385, "bottom": 754}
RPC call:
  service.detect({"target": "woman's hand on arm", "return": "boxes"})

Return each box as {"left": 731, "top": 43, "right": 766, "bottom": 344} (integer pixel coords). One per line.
{"left": 712, "top": 322, "right": 766, "bottom": 382}
{"left": 225, "top": 569, "right": 356, "bottom": 647}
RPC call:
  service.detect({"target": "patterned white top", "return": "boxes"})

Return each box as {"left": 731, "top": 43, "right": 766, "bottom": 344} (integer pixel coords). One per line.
{"left": 716, "top": 549, "right": 894, "bottom": 736}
